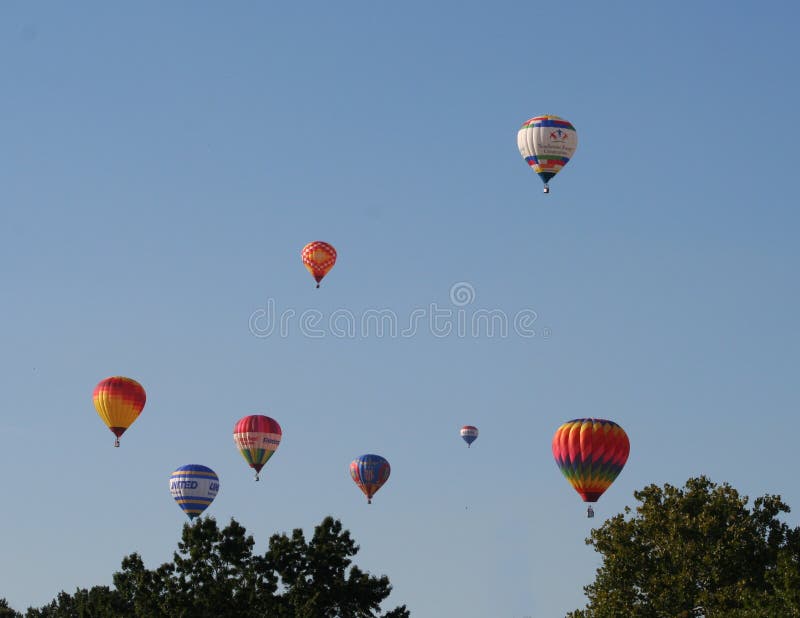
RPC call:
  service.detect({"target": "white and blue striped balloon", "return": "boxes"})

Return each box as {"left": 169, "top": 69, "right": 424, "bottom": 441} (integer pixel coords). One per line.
{"left": 169, "top": 464, "right": 219, "bottom": 520}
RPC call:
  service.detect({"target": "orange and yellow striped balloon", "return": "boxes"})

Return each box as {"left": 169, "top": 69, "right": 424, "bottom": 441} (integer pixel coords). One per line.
{"left": 92, "top": 376, "right": 146, "bottom": 447}
{"left": 301, "top": 241, "right": 337, "bottom": 288}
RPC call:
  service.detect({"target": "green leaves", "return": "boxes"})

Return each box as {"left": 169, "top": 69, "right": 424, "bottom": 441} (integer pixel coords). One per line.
{"left": 0, "top": 599, "right": 20, "bottom": 618}
{"left": 20, "top": 517, "right": 406, "bottom": 618}
{"left": 264, "top": 516, "right": 408, "bottom": 618}
{"left": 569, "top": 476, "right": 800, "bottom": 617}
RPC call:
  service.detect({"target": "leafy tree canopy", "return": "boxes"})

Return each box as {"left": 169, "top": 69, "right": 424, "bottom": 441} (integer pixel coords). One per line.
{"left": 567, "top": 476, "right": 800, "bottom": 618}
{"left": 9, "top": 516, "right": 408, "bottom": 618}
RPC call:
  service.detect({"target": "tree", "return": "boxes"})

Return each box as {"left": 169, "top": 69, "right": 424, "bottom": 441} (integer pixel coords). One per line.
{"left": 0, "top": 598, "right": 21, "bottom": 618}
{"left": 23, "top": 516, "right": 407, "bottom": 618}
{"left": 24, "top": 588, "right": 122, "bottom": 618}
{"left": 144, "top": 516, "right": 276, "bottom": 617}
{"left": 264, "top": 516, "right": 408, "bottom": 618}
{"left": 566, "top": 476, "right": 800, "bottom": 617}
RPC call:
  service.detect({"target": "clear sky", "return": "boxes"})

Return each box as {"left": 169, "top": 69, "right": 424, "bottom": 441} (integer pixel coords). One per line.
{"left": 1, "top": 2, "right": 799, "bottom": 617}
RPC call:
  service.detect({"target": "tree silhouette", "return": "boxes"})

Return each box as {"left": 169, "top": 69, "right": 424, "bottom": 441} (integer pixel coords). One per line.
{"left": 19, "top": 516, "right": 407, "bottom": 618}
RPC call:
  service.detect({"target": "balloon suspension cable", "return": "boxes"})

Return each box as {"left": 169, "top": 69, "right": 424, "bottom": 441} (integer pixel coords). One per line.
{"left": 114, "top": 437, "right": 120, "bottom": 447}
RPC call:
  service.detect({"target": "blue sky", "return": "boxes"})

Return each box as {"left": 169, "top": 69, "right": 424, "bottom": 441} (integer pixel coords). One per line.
{"left": 1, "top": 2, "right": 799, "bottom": 616}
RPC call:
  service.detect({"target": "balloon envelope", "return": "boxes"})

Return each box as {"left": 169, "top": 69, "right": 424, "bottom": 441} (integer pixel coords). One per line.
{"left": 92, "top": 376, "right": 146, "bottom": 446}
{"left": 460, "top": 425, "right": 479, "bottom": 447}
{"left": 350, "top": 454, "right": 390, "bottom": 504}
{"left": 233, "top": 415, "right": 282, "bottom": 479}
{"left": 301, "top": 241, "right": 337, "bottom": 287}
{"left": 552, "top": 418, "right": 629, "bottom": 503}
{"left": 517, "top": 115, "right": 578, "bottom": 191}
{"left": 169, "top": 464, "right": 219, "bottom": 520}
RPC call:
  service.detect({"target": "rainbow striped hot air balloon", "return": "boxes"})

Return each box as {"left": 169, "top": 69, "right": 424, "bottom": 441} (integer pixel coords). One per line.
{"left": 233, "top": 415, "right": 282, "bottom": 481}
{"left": 301, "top": 241, "right": 337, "bottom": 288}
{"left": 460, "top": 425, "right": 479, "bottom": 448}
{"left": 92, "top": 376, "right": 146, "bottom": 447}
{"left": 552, "top": 418, "right": 629, "bottom": 518}
{"left": 169, "top": 465, "right": 219, "bottom": 521}
{"left": 350, "top": 454, "right": 390, "bottom": 504}
{"left": 517, "top": 115, "right": 578, "bottom": 194}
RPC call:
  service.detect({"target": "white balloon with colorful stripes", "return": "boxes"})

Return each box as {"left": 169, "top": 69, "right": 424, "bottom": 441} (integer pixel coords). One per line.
{"left": 517, "top": 114, "right": 578, "bottom": 193}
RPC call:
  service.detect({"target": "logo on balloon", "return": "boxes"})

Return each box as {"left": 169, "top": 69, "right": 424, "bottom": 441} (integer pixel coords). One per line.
{"left": 170, "top": 480, "right": 199, "bottom": 490}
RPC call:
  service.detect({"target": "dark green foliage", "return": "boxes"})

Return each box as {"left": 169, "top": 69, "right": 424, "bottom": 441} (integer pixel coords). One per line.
{"left": 15, "top": 517, "right": 407, "bottom": 618}
{"left": 566, "top": 476, "right": 800, "bottom": 617}
{"left": 0, "top": 598, "right": 21, "bottom": 618}
{"left": 265, "top": 516, "right": 408, "bottom": 618}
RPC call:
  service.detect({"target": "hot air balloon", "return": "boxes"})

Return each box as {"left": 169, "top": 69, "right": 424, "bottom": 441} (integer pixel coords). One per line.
{"left": 552, "top": 418, "right": 629, "bottom": 518}
{"left": 350, "top": 454, "right": 390, "bottom": 504}
{"left": 233, "top": 415, "right": 282, "bottom": 480}
{"left": 460, "top": 425, "right": 479, "bottom": 448}
{"left": 92, "top": 376, "right": 146, "bottom": 447}
{"left": 517, "top": 115, "right": 578, "bottom": 193}
{"left": 169, "top": 464, "right": 219, "bottom": 520}
{"left": 301, "top": 241, "right": 337, "bottom": 288}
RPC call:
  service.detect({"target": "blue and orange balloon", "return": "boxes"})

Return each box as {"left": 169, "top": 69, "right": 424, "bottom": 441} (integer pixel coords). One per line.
{"left": 460, "top": 425, "right": 478, "bottom": 448}
{"left": 233, "top": 415, "right": 282, "bottom": 480}
{"left": 92, "top": 376, "right": 146, "bottom": 447}
{"left": 552, "top": 418, "right": 629, "bottom": 517}
{"left": 350, "top": 454, "right": 390, "bottom": 504}
{"left": 169, "top": 465, "right": 219, "bottom": 520}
